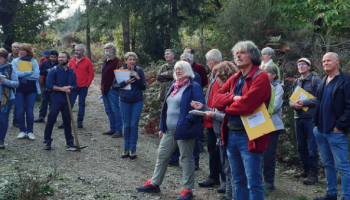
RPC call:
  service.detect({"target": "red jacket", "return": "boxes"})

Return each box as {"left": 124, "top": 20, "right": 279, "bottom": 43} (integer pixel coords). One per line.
{"left": 213, "top": 65, "right": 271, "bottom": 152}
{"left": 39, "top": 57, "right": 49, "bottom": 67}
{"left": 192, "top": 62, "right": 208, "bottom": 87}
{"left": 69, "top": 56, "right": 95, "bottom": 87}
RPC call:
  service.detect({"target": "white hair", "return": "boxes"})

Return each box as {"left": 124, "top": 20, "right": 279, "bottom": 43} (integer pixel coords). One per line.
{"left": 12, "top": 42, "right": 20, "bottom": 47}
{"left": 173, "top": 61, "right": 195, "bottom": 80}
{"left": 75, "top": 44, "right": 85, "bottom": 52}
{"left": 205, "top": 49, "right": 222, "bottom": 62}
{"left": 104, "top": 43, "right": 118, "bottom": 55}
{"left": 261, "top": 47, "right": 275, "bottom": 56}
{"left": 180, "top": 53, "right": 194, "bottom": 62}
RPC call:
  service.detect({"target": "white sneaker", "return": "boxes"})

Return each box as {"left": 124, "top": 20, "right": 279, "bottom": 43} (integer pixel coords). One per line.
{"left": 27, "top": 133, "right": 35, "bottom": 140}
{"left": 17, "top": 132, "right": 27, "bottom": 139}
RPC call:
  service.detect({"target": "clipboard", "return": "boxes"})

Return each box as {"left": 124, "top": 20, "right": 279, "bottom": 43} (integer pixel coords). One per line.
{"left": 114, "top": 69, "right": 131, "bottom": 90}
{"left": 289, "top": 86, "right": 315, "bottom": 112}
{"left": 18, "top": 60, "right": 33, "bottom": 71}
{"left": 240, "top": 103, "right": 276, "bottom": 140}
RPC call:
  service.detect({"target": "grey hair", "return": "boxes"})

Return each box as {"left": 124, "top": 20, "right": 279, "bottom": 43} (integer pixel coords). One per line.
{"left": 231, "top": 41, "right": 261, "bottom": 66}
{"left": 75, "top": 44, "right": 85, "bottom": 52}
{"left": 265, "top": 65, "right": 279, "bottom": 80}
{"left": 205, "top": 49, "right": 222, "bottom": 62}
{"left": 104, "top": 43, "right": 118, "bottom": 55}
{"left": 124, "top": 52, "right": 138, "bottom": 60}
{"left": 12, "top": 42, "right": 20, "bottom": 47}
{"left": 173, "top": 61, "right": 195, "bottom": 80}
{"left": 331, "top": 52, "right": 339, "bottom": 60}
{"left": 165, "top": 49, "right": 176, "bottom": 57}
{"left": 261, "top": 47, "right": 275, "bottom": 56}
{"left": 180, "top": 53, "right": 194, "bottom": 62}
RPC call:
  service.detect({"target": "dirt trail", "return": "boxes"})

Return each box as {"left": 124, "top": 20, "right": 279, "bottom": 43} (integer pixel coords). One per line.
{"left": 0, "top": 75, "right": 331, "bottom": 200}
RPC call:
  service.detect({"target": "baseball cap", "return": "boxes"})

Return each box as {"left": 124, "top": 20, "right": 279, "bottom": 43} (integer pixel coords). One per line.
{"left": 44, "top": 50, "right": 50, "bottom": 57}
{"left": 297, "top": 58, "right": 311, "bottom": 66}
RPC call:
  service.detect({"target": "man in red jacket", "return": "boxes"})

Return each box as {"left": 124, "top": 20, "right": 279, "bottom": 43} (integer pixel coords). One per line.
{"left": 213, "top": 41, "right": 271, "bottom": 200}
{"left": 62, "top": 44, "right": 95, "bottom": 128}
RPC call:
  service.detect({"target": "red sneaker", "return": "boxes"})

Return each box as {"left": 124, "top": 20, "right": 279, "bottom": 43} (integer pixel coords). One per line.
{"left": 177, "top": 188, "right": 193, "bottom": 200}
{"left": 136, "top": 179, "right": 160, "bottom": 193}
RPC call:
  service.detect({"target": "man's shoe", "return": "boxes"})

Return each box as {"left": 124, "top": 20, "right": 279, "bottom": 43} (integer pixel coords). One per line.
{"left": 294, "top": 170, "right": 308, "bottom": 178}
{"left": 122, "top": 149, "right": 129, "bottom": 158}
{"left": 314, "top": 194, "right": 337, "bottom": 200}
{"left": 198, "top": 178, "right": 220, "bottom": 187}
{"left": 304, "top": 171, "right": 318, "bottom": 185}
{"left": 13, "top": 120, "right": 18, "bottom": 127}
{"left": 77, "top": 121, "right": 83, "bottom": 128}
{"left": 17, "top": 132, "right": 27, "bottom": 139}
{"left": 263, "top": 182, "right": 275, "bottom": 190}
{"left": 130, "top": 150, "right": 136, "bottom": 159}
{"left": 0, "top": 140, "right": 5, "bottom": 149}
{"left": 177, "top": 188, "right": 193, "bottom": 200}
{"left": 34, "top": 118, "right": 45, "bottom": 123}
{"left": 102, "top": 131, "right": 114, "bottom": 135}
{"left": 44, "top": 143, "right": 51, "bottom": 150}
{"left": 66, "top": 142, "right": 77, "bottom": 149}
{"left": 58, "top": 123, "right": 64, "bottom": 129}
{"left": 169, "top": 161, "right": 180, "bottom": 166}
{"left": 136, "top": 179, "right": 160, "bottom": 193}
{"left": 111, "top": 133, "right": 122, "bottom": 138}
{"left": 27, "top": 133, "right": 35, "bottom": 140}
{"left": 217, "top": 181, "right": 226, "bottom": 193}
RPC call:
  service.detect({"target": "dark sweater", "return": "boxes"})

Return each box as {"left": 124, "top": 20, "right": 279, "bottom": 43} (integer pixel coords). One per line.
{"left": 101, "top": 57, "right": 123, "bottom": 94}
{"left": 40, "top": 60, "right": 58, "bottom": 87}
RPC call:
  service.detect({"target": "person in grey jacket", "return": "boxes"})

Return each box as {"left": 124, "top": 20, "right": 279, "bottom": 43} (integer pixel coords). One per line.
{"left": 192, "top": 61, "right": 238, "bottom": 200}
{"left": 262, "top": 65, "right": 284, "bottom": 190}
{"left": 290, "top": 58, "right": 321, "bottom": 185}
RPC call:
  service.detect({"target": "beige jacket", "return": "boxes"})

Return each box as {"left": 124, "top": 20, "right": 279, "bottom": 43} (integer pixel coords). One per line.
{"left": 157, "top": 61, "right": 176, "bottom": 101}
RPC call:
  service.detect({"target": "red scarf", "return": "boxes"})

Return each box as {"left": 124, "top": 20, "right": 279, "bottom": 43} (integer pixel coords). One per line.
{"left": 171, "top": 77, "right": 190, "bottom": 97}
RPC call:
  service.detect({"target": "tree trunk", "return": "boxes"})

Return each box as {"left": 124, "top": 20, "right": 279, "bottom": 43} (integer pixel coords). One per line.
{"left": 0, "top": 0, "right": 20, "bottom": 51}
{"left": 122, "top": 9, "right": 130, "bottom": 54}
{"left": 86, "top": 19, "right": 91, "bottom": 60}
{"left": 171, "top": 0, "right": 178, "bottom": 40}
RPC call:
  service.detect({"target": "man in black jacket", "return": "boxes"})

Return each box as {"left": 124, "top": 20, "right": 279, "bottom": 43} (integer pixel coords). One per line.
{"left": 34, "top": 50, "right": 59, "bottom": 123}
{"left": 313, "top": 52, "right": 350, "bottom": 200}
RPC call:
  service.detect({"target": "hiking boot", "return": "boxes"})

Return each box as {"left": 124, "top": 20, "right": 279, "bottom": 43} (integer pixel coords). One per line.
{"left": 177, "top": 188, "right": 193, "bottom": 200}
{"left": 58, "top": 123, "right": 64, "bottom": 129}
{"left": 111, "top": 133, "right": 122, "bottom": 138}
{"left": 130, "top": 150, "right": 137, "bottom": 159}
{"left": 263, "top": 182, "right": 275, "bottom": 190}
{"left": 0, "top": 140, "right": 5, "bottom": 149}
{"left": 27, "top": 133, "right": 35, "bottom": 140}
{"left": 34, "top": 118, "right": 45, "bottom": 123}
{"left": 136, "top": 179, "right": 160, "bottom": 193}
{"left": 66, "top": 142, "right": 77, "bottom": 149}
{"left": 294, "top": 170, "right": 308, "bottom": 178}
{"left": 304, "top": 171, "right": 318, "bottom": 185}
{"left": 314, "top": 194, "right": 337, "bottom": 200}
{"left": 198, "top": 178, "right": 220, "bottom": 187}
{"left": 122, "top": 149, "right": 129, "bottom": 158}
{"left": 77, "top": 121, "right": 83, "bottom": 128}
{"left": 44, "top": 143, "right": 51, "bottom": 150}
{"left": 217, "top": 181, "right": 226, "bottom": 193}
{"left": 169, "top": 161, "right": 180, "bottom": 166}
{"left": 17, "top": 132, "right": 27, "bottom": 139}
{"left": 102, "top": 131, "right": 114, "bottom": 135}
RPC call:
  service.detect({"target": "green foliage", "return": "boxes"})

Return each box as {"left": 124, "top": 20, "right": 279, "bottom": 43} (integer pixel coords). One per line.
{"left": 0, "top": 176, "right": 20, "bottom": 200}
{"left": 40, "top": 185, "right": 54, "bottom": 196}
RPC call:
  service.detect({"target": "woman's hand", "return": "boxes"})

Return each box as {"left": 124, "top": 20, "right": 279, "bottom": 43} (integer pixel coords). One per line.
{"left": 190, "top": 102, "right": 203, "bottom": 109}
{"left": 205, "top": 111, "right": 214, "bottom": 119}
{"left": 31, "top": 71, "right": 34, "bottom": 74}
{"left": 0, "top": 77, "right": 4, "bottom": 83}
{"left": 125, "top": 78, "right": 135, "bottom": 84}
{"left": 130, "top": 70, "right": 140, "bottom": 80}
{"left": 158, "top": 131, "right": 163, "bottom": 138}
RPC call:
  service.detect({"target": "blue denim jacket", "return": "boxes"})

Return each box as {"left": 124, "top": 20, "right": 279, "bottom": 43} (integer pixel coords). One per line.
{"left": 11, "top": 57, "right": 41, "bottom": 94}
{"left": 0, "top": 64, "right": 19, "bottom": 101}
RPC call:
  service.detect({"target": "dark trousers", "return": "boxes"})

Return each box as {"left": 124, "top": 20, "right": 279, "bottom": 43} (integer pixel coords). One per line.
{"left": 38, "top": 89, "right": 51, "bottom": 119}
{"left": 44, "top": 102, "right": 74, "bottom": 144}
{"left": 170, "top": 137, "right": 200, "bottom": 165}
{"left": 70, "top": 86, "right": 88, "bottom": 122}
{"left": 263, "top": 130, "right": 281, "bottom": 184}
{"left": 207, "top": 128, "right": 226, "bottom": 182}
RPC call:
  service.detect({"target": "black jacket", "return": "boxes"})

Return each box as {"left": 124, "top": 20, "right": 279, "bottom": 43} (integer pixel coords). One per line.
{"left": 40, "top": 60, "right": 58, "bottom": 87}
{"left": 313, "top": 70, "right": 350, "bottom": 133}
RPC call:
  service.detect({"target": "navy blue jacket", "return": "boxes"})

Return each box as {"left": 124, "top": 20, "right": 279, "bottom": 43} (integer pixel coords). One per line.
{"left": 112, "top": 64, "right": 146, "bottom": 103}
{"left": 314, "top": 70, "right": 350, "bottom": 134}
{"left": 193, "top": 72, "right": 201, "bottom": 87}
{"left": 46, "top": 65, "right": 78, "bottom": 103}
{"left": 40, "top": 60, "right": 58, "bottom": 87}
{"left": 159, "top": 79, "right": 205, "bottom": 140}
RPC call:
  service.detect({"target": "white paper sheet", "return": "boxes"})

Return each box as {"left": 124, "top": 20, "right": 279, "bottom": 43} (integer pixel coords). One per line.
{"left": 115, "top": 71, "right": 131, "bottom": 90}
{"left": 297, "top": 92, "right": 307, "bottom": 101}
{"left": 247, "top": 111, "right": 266, "bottom": 128}
{"left": 294, "top": 86, "right": 300, "bottom": 93}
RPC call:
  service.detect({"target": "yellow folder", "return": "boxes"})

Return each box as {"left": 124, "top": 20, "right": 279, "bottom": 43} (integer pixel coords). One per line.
{"left": 241, "top": 103, "right": 276, "bottom": 140}
{"left": 289, "top": 86, "right": 315, "bottom": 112}
{"left": 18, "top": 60, "right": 33, "bottom": 71}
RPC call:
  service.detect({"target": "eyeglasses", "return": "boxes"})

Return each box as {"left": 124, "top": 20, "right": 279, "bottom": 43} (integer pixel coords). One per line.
{"left": 298, "top": 63, "right": 308, "bottom": 66}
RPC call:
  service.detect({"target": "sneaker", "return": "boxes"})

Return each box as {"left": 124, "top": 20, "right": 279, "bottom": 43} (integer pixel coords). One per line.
{"left": 198, "top": 178, "right": 220, "bottom": 187}
{"left": 0, "top": 140, "right": 5, "bottom": 149}
{"left": 314, "top": 194, "right": 337, "bottom": 200}
{"left": 77, "top": 121, "right": 83, "bottom": 128}
{"left": 58, "top": 123, "right": 64, "bottom": 129}
{"left": 34, "top": 118, "right": 45, "bottom": 123}
{"left": 304, "top": 171, "right": 318, "bottom": 185}
{"left": 112, "top": 133, "right": 122, "bottom": 138}
{"left": 122, "top": 149, "right": 129, "bottom": 158}
{"left": 177, "top": 188, "right": 193, "bottom": 200}
{"left": 17, "top": 132, "right": 27, "bottom": 139}
{"left": 169, "top": 161, "right": 180, "bottom": 166}
{"left": 130, "top": 150, "right": 136, "bottom": 159}
{"left": 217, "top": 182, "right": 226, "bottom": 193}
{"left": 102, "top": 131, "right": 114, "bottom": 135}
{"left": 294, "top": 170, "right": 308, "bottom": 178}
{"left": 44, "top": 143, "right": 51, "bottom": 150}
{"left": 27, "top": 133, "right": 35, "bottom": 140}
{"left": 136, "top": 179, "right": 160, "bottom": 193}
{"left": 263, "top": 182, "right": 275, "bottom": 190}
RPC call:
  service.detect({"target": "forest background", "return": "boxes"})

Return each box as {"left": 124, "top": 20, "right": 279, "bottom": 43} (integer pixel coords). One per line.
{"left": 1, "top": 0, "right": 350, "bottom": 164}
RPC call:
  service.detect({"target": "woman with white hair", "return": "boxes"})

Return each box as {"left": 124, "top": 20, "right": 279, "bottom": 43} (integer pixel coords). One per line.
{"left": 260, "top": 47, "right": 281, "bottom": 80}
{"left": 137, "top": 61, "right": 205, "bottom": 200}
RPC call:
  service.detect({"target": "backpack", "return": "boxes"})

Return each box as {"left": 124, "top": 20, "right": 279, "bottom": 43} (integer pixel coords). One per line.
{"left": 297, "top": 76, "right": 315, "bottom": 87}
{"left": 252, "top": 69, "right": 275, "bottom": 116}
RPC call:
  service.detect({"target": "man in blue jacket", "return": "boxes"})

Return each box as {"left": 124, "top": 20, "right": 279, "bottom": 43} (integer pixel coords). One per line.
{"left": 43, "top": 52, "right": 78, "bottom": 150}
{"left": 313, "top": 52, "right": 350, "bottom": 200}
{"left": 35, "top": 50, "right": 59, "bottom": 123}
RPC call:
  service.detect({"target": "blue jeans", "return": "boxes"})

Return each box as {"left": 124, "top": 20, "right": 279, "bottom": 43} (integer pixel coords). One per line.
{"left": 227, "top": 132, "right": 264, "bottom": 200}
{"left": 0, "top": 99, "right": 15, "bottom": 141}
{"left": 44, "top": 102, "right": 74, "bottom": 144}
{"left": 102, "top": 89, "right": 122, "bottom": 134}
{"left": 120, "top": 101, "right": 143, "bottom": 150}
{"left": 207, "top": 128, "right": 226, "bottom": 182}
{"left": 70, "top": 86, "right": 88, "bottom": 121}
{"left": 170, "top": 137, "right": 200, "bottom": 165}
{"left": 314, "top": 127, "right": 350, "bottom": 199}
{"left": 295, "top": 118, "right": 319, "bottom": 174}
{"left": 38, "top": 89, "right": 51, "bottom": 119}
{"left": 12, "top": 104, "right": 17, "bottom": 122}
{"left": 16, "top": 92, "right": 37, "bottom": 133}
